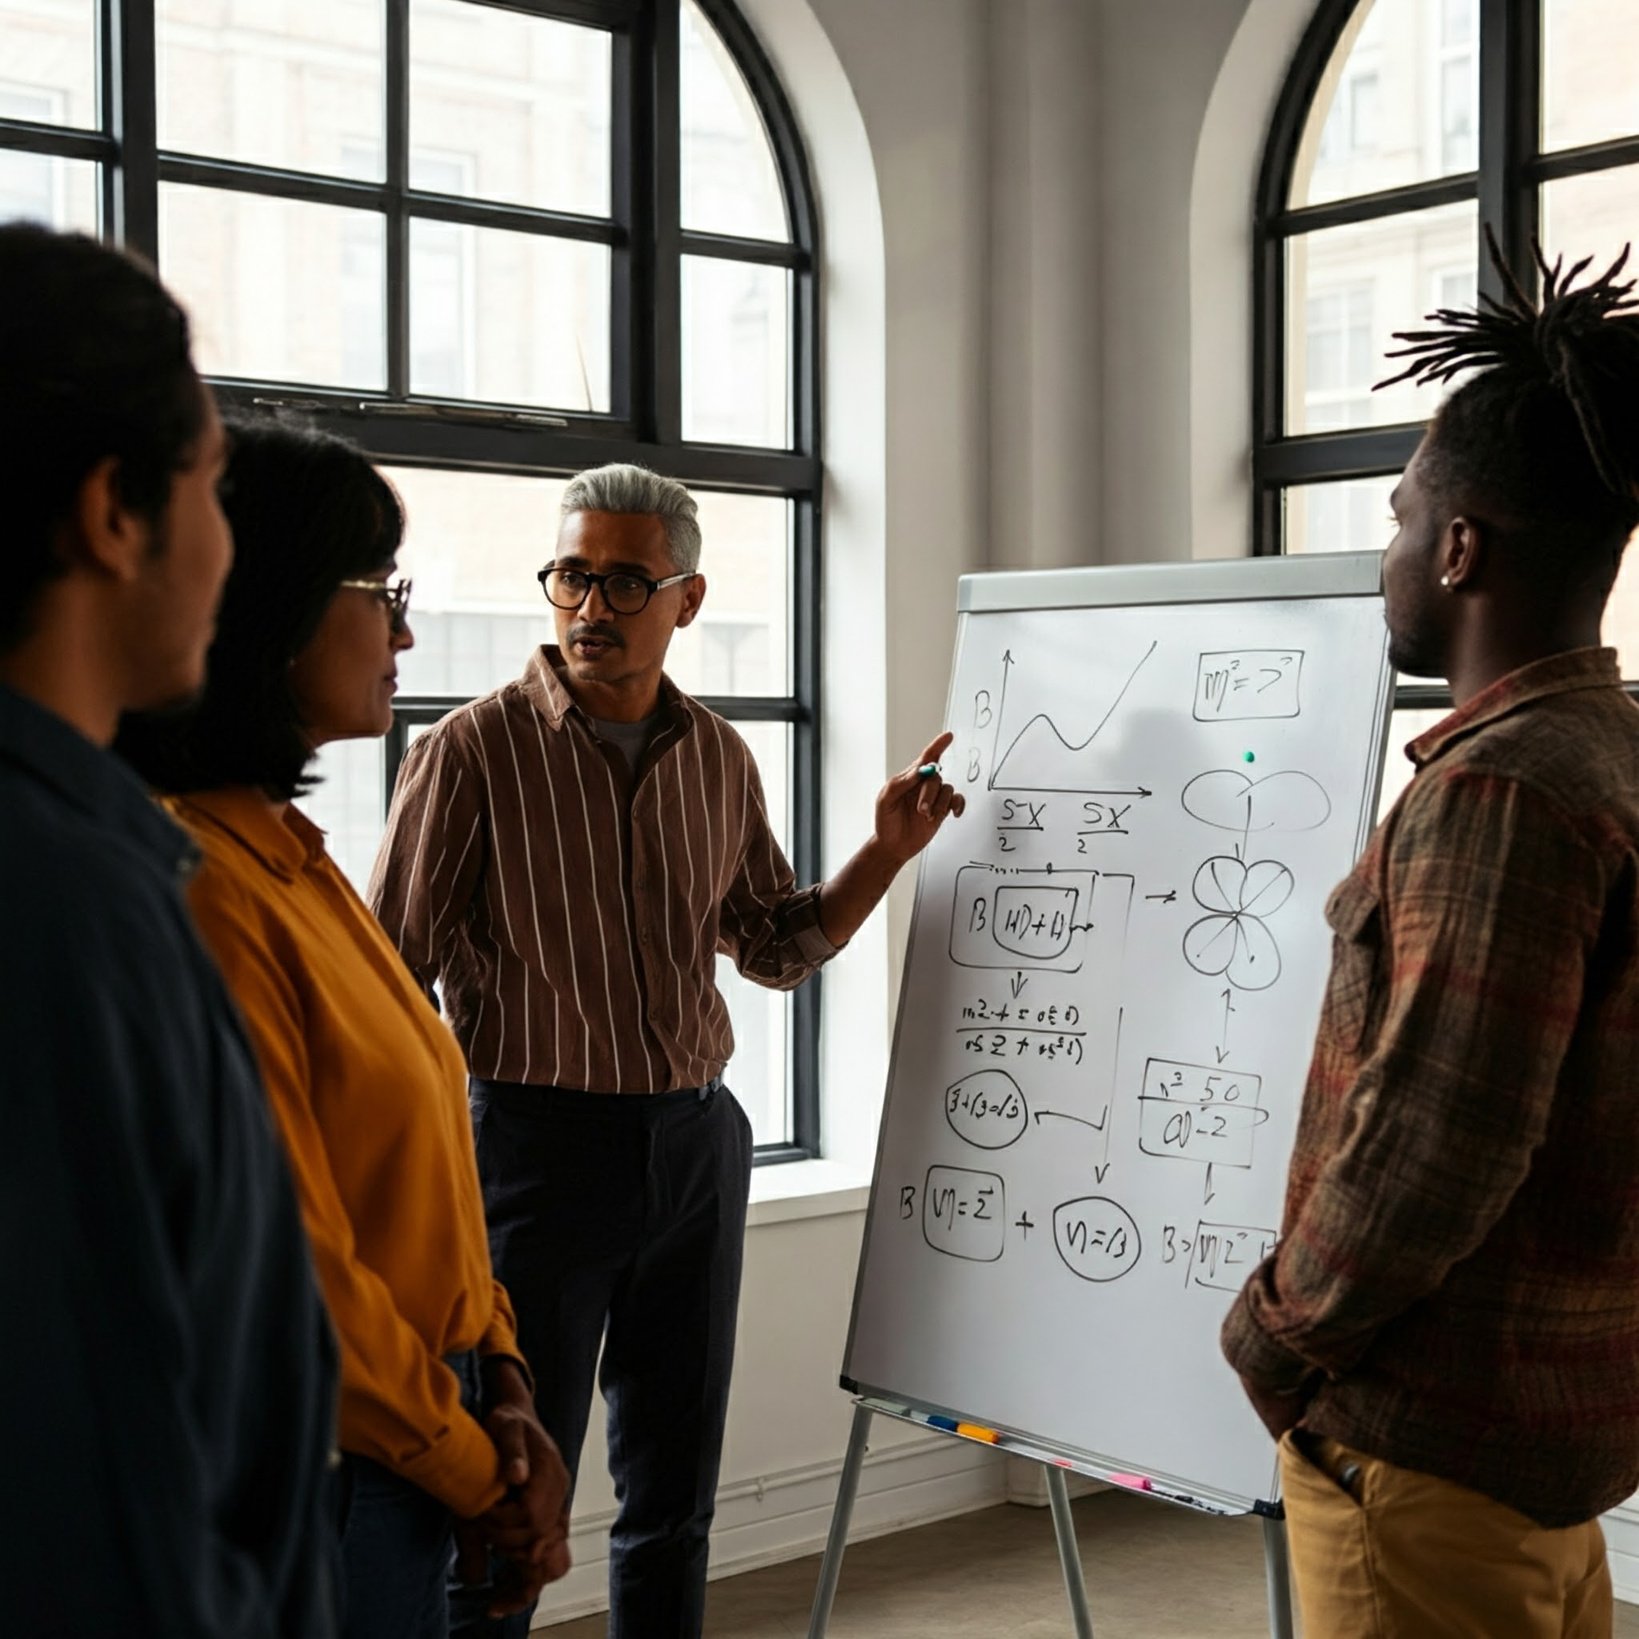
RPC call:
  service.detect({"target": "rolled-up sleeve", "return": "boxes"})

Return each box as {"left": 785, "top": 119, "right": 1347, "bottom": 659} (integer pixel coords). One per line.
{"left": 717, "top": 752, "right": 838, "bottom": 989}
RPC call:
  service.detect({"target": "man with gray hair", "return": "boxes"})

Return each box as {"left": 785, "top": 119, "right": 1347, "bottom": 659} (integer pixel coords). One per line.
{"left": 370, "top": 463, "right": 963, "bottom": 1636}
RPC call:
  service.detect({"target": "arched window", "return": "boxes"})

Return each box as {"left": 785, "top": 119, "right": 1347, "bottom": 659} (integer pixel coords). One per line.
{"left": 1255, "top": 0, "right": 1639, "bottom": 786}
{"left": 0, "top": 0, "right": 821, "bottom": 1159}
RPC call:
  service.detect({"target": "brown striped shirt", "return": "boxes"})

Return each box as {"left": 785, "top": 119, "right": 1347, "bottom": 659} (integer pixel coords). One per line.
{"left": 368, "top": 647, "right": 834, "bottom": 1092}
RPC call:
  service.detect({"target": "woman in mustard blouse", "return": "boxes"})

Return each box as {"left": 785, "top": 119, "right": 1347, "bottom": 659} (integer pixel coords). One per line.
{"left": 118, "top": 420, "right": 569, "bottom": 1639}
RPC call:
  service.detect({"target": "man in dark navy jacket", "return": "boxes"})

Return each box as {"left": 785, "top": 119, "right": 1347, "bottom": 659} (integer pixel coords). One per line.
{"left": 0, "top": 223, "right": 338, "bottom": 1638}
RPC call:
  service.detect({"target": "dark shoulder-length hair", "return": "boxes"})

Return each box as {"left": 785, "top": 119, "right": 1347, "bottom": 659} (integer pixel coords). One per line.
{"left": 117, "top": 417, "right": 404, "bottom": 801}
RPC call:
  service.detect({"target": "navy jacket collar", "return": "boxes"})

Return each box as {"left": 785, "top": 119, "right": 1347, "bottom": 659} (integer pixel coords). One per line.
{"left": 0, "top": 684, "right": 193, "bottom": 870}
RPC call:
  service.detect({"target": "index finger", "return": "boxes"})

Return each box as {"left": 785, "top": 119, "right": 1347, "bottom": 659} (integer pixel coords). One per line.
{"left": 914, "top": 731, "right": 955, "bottom": 770}
{"left": 885, "top": 731, "right": 957, "bottom": 796}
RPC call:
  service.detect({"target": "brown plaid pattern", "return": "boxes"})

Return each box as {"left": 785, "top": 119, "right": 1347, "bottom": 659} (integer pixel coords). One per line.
{"left": 1223, "top": 648, "right": 1639, "bottom": 1527}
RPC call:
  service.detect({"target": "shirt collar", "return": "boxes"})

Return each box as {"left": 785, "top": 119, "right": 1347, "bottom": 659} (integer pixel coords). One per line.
{"left": 520, "top": 645, "right": 691, "bottom": 735}
{"left": 0, "top": 683, "right": 191, "bottom": 870}
{"left": 169, "top": 787, "right": 328, "bottom": 882}
{"left": 1408, "top": 647, "right": 1624, "bottom": 770}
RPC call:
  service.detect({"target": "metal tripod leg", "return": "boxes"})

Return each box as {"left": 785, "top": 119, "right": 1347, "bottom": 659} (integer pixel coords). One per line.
{"left": 806, "top": 1401, "right": 874, "bottom": 1639}
{"left": 1262, "top": 1514, "right": 1294, "bottom": 1639}
{"left": 1045, "top": 1464, "right": 1095, "bottom": 1639}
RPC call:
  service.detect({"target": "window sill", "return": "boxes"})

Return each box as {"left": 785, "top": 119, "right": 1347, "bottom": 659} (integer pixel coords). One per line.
{"left": 746, "top": 1159, "right": 873, "bottom": 1227}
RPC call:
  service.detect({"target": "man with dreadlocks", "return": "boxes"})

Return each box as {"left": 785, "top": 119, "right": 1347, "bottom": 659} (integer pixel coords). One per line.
{"left": 1222, "top": 234, "right": 1639, "bottom": 1639}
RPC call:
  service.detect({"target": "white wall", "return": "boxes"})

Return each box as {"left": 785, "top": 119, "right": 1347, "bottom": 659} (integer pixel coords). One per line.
{"left": 532, "top": 0, "right": 1332, "bottom": 1622}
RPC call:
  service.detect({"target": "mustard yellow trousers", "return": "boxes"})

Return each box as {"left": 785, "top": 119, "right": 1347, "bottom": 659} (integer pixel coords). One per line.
{"left": 1278, "top": 1430, "right": 1612, "bottom": 1638}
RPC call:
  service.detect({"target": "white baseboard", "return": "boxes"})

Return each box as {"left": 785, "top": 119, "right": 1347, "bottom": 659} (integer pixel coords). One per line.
{"left": 530, "top": 1432, "right": 1008, "bottom": 1628}
{"left": 1603, "top": 1503, "right": 1639, "bottom": 1606}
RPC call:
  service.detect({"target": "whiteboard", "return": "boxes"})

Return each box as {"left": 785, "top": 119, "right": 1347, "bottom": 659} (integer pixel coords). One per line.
{"left": 842, "top": 554, "right": 1393, "bottom": 1513}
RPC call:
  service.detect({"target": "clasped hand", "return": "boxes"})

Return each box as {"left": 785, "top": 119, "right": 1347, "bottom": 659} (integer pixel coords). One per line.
{"left": 454, "top": 1364, "right": 573, "bottom": 1618}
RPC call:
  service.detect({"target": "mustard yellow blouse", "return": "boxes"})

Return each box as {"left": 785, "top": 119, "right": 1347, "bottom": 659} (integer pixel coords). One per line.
{"left": 170, "top": 789, "right": 521, "bottom": 1518}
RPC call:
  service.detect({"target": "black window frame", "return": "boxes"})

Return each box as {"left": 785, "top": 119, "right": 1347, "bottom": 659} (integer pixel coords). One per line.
{"left": 1, "top": 0, "right": 823, "bottom": 1162}
{"left": 1255, "top": 0, "right": 1639, "bottom": 572}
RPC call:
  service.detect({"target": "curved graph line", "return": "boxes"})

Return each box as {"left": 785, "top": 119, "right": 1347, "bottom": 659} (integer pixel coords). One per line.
{"left": 989, "top": 642, "right": 1157, "bottom": 792}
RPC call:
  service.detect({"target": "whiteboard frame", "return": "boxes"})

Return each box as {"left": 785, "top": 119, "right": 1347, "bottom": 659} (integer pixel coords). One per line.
{"left": 840, "top": 551, "right": 1397, "bottom": 1515}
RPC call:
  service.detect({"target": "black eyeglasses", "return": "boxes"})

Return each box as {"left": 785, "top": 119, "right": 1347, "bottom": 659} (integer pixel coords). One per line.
{"left": 338, "top": 577, "right": 413, "bottom": 635}
{"left": 537, "top": 564, "right": 694, "bottom": 616}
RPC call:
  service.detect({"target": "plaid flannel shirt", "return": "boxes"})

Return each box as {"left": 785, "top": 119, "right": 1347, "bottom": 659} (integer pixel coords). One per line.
{"left": 1222, "top": 647, "right": 1639, "bottom": 1527}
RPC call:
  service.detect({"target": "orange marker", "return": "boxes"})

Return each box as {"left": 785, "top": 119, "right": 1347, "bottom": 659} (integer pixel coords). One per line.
{"left": 955, "top": 1421, "right": 1001, "bottom": 1443}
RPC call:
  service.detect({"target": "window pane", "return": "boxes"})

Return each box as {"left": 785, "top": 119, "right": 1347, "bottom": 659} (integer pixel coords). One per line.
{"left": 0, "top": 3, "right": 99, "bottom": 131}
{"left": 1285, "top": 200, "right": 1477, "bottom": 433}
{"left": 1601, "top": 534, "right": 1639, "bottom": 680}
{"left": 0, "top": 147, "right": 97, "bottom": 230}
{"left": 409, "top": 0, "right": 609, "bottom": 218}
{"left": 1284, "top": 476, "right": 1399, "bottom": 556}
{"left": 409, "top": 222, "right": 608, "bottom": 411}
{"left": 665, "top": 493, "right": 791, "bottom": 697}
{"left": 297, "top": 736, "right": 386, "bottom": 893}
{"left": 1378, "top": 706, "right": 1449, "bottom": 818}
{"left": 1543, "top": 0, "right": 1639, "bottom": 153}
{"left": 382, "top": 466, "right": 564, "bottom": 699}
{"left": 716, "top": 719, "right": 793, "bottom": 1148}
{"left": 680, "top": 0, "right": 787, "bottom": 241}
{"left": 161, "top": 184, "right": 386, "bottom": 388}
{"left": 682, "top": 256, "right": 789, "bottom": 447}
{"left": 158, "top": 0, "right": 383, "bottom": 178}
{"left": 1290, "top": 0, "right": 1477, "bottom": 207}
{"left": 1541, "top": 163, "right": 1639, "bottom": 290}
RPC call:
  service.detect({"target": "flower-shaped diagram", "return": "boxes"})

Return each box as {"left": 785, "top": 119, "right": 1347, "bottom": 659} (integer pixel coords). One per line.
{"left": 1182, "top": 856, "right": 1294, "bottom": 992}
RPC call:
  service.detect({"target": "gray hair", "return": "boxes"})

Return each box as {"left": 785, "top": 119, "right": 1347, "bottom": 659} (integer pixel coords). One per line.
{"left": 559, "top": 463, "right": 703, "bottom": 573}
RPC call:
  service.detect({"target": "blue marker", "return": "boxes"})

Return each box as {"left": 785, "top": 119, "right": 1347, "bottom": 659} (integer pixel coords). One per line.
{"left": 917, "top": 763, "right": 941, "bottom": 778}
{"left": 925, "top": 1414, "right": 959, "bottom": 1432}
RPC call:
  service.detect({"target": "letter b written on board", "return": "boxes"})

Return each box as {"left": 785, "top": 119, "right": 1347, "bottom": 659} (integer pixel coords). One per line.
{"left": 900, "top": 1185, "right": 916, "bottom": 1220}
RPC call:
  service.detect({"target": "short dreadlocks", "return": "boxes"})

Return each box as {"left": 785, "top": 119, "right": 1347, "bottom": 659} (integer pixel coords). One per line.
{"left": 1379, "top": 229, "right": 1639, "bottom": 605}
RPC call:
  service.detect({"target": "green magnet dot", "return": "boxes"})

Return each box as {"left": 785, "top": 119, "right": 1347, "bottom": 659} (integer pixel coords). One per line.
{"left": 1243, "top": 751, "right": 1256, "bottom": 763}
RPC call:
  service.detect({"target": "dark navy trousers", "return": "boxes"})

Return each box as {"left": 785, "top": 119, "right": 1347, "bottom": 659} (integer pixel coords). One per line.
{"left": 470, "top": 1078, "right": 755, "bottom": 1639}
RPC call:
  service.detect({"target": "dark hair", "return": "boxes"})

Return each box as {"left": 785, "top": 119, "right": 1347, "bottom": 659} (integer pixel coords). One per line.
{"left": 1380, "top": 231, "right": 1639, "bottom": 606}
{"left": 0, "top": 223, "right": 207, "bottom": 651}
{"left": 116, "top": 418, "right": 405, "bottom": 801}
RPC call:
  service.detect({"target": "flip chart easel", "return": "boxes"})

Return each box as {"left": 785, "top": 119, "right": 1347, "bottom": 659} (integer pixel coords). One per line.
{"left": 805, "top": 1396, "right": 1292, "bottom": 1639}
{"left": 809, "top": 554, "right": 1393, "bottom": 1637}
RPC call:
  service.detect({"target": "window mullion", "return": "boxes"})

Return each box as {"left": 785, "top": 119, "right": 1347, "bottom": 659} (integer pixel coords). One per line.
{"left": 109, "top": 0, "right": 158, "bottom": 258}
{"left": 1476, "top": 0, "right": 1540, "bottom": 305}
{"left": 386, "top": 0, "right": 410, "bottom": 399}
{"left": 651, "top": 0, "right": 682, "bottom": 446}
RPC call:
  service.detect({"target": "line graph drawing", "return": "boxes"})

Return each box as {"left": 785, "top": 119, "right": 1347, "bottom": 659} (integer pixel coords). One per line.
{"left": 1180, "top": 769, "right": 1332, "bottom": 842}
{"left": 1182, "top": 856, "right": 1293, "bottom": 992}
{"left": 989, "top": 642, "right": 1158, "bottom": 793}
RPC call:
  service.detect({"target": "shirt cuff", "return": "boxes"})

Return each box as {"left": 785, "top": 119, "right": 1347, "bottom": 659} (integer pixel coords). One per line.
{"left": 1220, "top": 1284, "right": 1318, "bottom": 1396}
{"left": 394, "top": 1405, "right": 505, "bottom": 1519}
{"left": 784, "top": 883, "right": 842, "bottom": 962}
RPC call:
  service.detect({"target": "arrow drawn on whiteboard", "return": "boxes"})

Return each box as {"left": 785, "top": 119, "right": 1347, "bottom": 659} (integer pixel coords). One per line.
{"left": 1009, "top": 972, "right": 1029, "bottom": 999}
{"left": 1146, "top": 889, "right": 1177, "bottom": 904}
{"left": 992, "top": 650, "right": 1013, "bottom": 778}
{"left": 1215, "top": 989, "right": 1234, "bottom": 1066}
{"left": 1033, "top": 1108, "right": 1108, "bottom": 1134}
